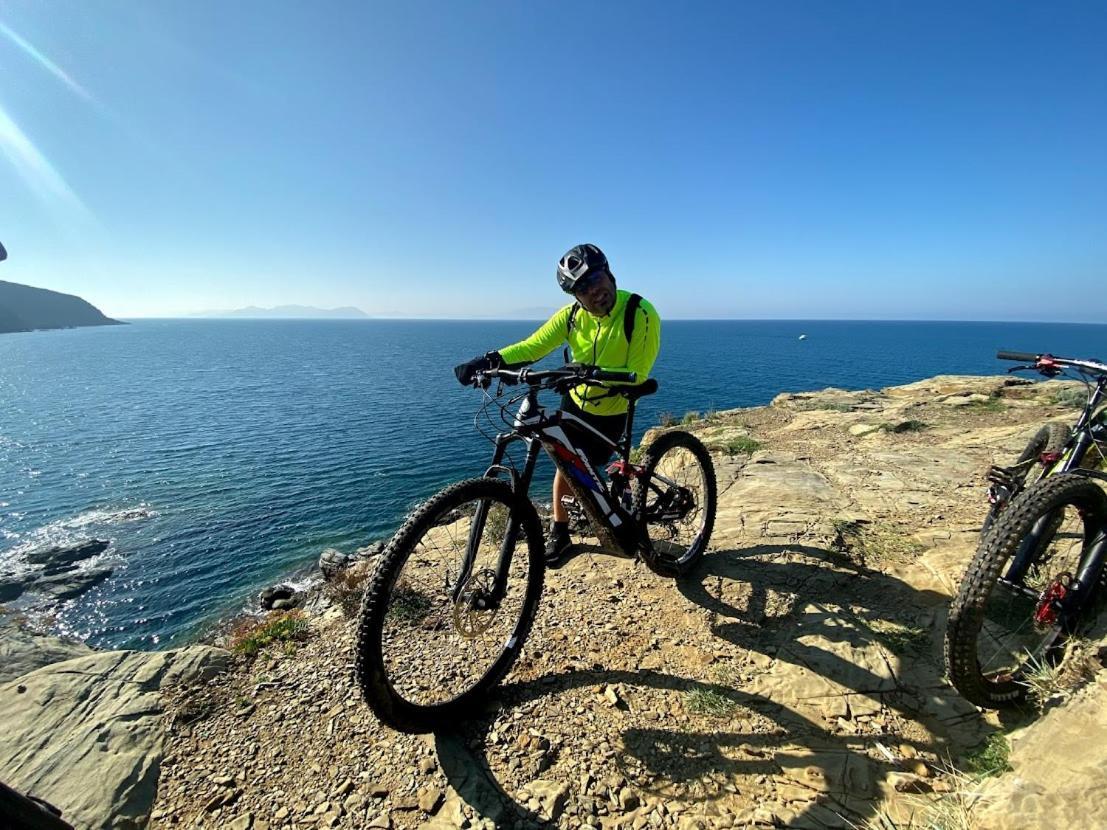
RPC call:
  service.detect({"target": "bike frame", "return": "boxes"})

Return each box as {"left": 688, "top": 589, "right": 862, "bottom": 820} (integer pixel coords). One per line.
{"left": 992, "top": 356, "right": 1107, "bottom": 632}
{"left": 454, "top": 382, "right": 647, "bottom": 606}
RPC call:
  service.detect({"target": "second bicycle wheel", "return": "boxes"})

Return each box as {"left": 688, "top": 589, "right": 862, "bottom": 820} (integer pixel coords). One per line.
{"left": 981, "top": 421, "right": 1068, "bottom": 536}
{"left": 633, "top": 430, "right": 717, "bottom": 577}
{"left": 945, "top": 473, "right": 1107, "bottom": 708}
{"left": 355, "top": 477, "right": 545, "bottom": 732}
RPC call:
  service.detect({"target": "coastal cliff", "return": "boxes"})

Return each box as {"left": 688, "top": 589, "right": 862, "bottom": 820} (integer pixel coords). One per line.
{"left": 0, "top": 279, "right": 123, "bottom": 334}
{"left": 2, "top": 374, "right": 1104, "bottom": 829}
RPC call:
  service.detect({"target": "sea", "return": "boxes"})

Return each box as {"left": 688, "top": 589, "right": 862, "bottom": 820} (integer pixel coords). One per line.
{"left": 1, "top": 319, "right": 1104, "bottom": 649}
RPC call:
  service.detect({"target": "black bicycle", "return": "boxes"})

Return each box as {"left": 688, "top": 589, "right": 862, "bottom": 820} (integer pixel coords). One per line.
{"left": 355, "top": 364, "right": 717, "bottom": 732}
{"left": 980, "top": 350, "right": 1107, "bottom": 535}
{"left": 945, "top": 351, "right": 1107, "bottom": 708}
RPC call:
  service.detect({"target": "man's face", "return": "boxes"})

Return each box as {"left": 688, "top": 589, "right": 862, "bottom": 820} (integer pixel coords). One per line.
{"left": 574, "top": 271, "right": 616, "bottom": 316}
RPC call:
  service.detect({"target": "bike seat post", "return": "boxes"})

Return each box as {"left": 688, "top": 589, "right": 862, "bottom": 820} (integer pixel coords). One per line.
{"left": 623, "top": 400, "right": 636, "bottom": 460}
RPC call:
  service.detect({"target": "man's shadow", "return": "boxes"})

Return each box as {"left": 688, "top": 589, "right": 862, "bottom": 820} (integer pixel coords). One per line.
{"left": 434, "top": 667, "right": 940, "bottom": 829}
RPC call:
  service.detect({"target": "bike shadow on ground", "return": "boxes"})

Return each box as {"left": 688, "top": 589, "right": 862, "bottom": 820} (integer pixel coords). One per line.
{"left": 433, "top": 665, "right": 942, "bottom": 830}
{"left": 431, "top": 543, "right": 985, "bottom": 829}
{"left": 676, "top": 542, "right": 988, "bottom": 741}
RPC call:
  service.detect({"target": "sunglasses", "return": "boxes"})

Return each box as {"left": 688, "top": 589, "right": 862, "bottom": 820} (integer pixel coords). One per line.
{"left": 573, "top": 269, "right": 609, "bottom": 294}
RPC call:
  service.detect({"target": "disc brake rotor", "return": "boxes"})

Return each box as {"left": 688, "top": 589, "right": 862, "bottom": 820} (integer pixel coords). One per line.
{"left": 452, "top": 568, "right": 499, "bottom": 639}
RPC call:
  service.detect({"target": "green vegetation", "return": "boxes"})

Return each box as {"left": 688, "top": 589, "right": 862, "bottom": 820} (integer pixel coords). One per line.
{"left": 629, "top": 446, "right": 645, "bottom": 464}
{"left": 229, "top": 610, "right": 311, "bottom": 658}
{"left": 797, "top": 401, "right": 854, "bottom": 412}
{"left": 686, "top": 687, "right": 738, "bottom": 718}
{"left": 387, "top": 582, "right": 434, "bottom": 624}
{"left": 962, "top": 733, "right": 1011, "bottom": 778}
{"left": 967, "top": 397, "right": 1006, "bottom": 413}
{"left": 325, "top": 565, "right": 370, "bottom": 617}
{"left": 833, "top": 519, "right": 924, "bottom": 567}
{"left": 681, "top": 411, "right": 702, "bottom": 425}
{"left": 865, "top": 618, "right": 931, "bottom": 656}
{"left": 716, "top": 435, "right": 762, "bottom": 456}
{"left": 657, "top": 411, "right": 677, "bottom": 427}
{"left": 1050, "top": 387, "right": 1087, "bottom": 409}
{"left": 1019, "top": 637, "right": 1101, "bottom": 712}
{"left": 861, "top": 764, "right": 981, "bottom": 830}
{"left": 482, "top": 502, "right": 510, "bottom": 542}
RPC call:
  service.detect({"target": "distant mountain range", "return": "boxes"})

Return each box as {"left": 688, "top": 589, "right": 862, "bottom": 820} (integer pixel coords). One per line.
{"left": 191, "top": 305, "right": 369, "bottom": 319}
{"left": 0, "top": 280, "right": 123, "bottom": 334}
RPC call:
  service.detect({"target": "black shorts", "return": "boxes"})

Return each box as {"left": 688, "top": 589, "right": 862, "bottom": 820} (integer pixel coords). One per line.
{"left": 559, "top": 394, "right": 628, "bottom": 468}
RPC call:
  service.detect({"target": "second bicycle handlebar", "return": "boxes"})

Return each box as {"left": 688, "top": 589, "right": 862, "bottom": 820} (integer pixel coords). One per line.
{"left": 997, "top": 350, "right": 1107, "bottom": 377}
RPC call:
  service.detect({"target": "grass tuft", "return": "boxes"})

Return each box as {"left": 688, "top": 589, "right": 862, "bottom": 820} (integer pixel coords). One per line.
{"left": 833, "top": 519, "right": 924, "bottom": 567}
{"left": 657, "top": 411, "right": 677, "bottom": 427}
{"left": 1019, "top": 637, "right": 1102, "bottom": 711}
{"left": 686, "top": 687, "right": 738, "bottom": 718}
{"left": 1050, "top": 387, "right": 1087, "bottom": 409}
{"left": 866, "top": 618, "right": 931, "bottom": 655}
{"left": 681, "top": 411, "right": 702, "bottom": 425}
{"left": 715, "top": 436, "right": 762, "bottom": 456}
{"left": 962, "top": 733, "right": 1011, "bottom": 779}
{"left": 325, "top": 565, "right": 370, "bottom": 617}
{"left": 795, "top": 400, "right": 855, "bottom": 412}
{"left": 229, "top": 610, "right": 311, "bottom": 658}
{"left": 968, "top": 397, "right": 1006, "bottom": 413}
{"left": 387, "top": 582, "right": 434, "bottom": 624}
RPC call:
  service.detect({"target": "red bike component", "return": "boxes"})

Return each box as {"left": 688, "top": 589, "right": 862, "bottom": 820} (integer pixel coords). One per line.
{"left": 1034, "top": 579, "right": 1069, "bottom": 626}
{"left": 606, "top": 460, "right": 644, "bottom": 478}
{"left": 1039, "top": 451, "right": 1062, "bottom": 465}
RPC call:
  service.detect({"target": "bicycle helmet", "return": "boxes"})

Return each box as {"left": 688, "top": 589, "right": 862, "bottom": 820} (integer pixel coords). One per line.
{"left": 556, "top": 243, "right": 611, "bottom": 294}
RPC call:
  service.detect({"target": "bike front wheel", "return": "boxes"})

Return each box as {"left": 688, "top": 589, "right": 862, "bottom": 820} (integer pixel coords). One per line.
{"left": 945, "top": 473, "right": 1107, "bottom": 708}
{"left": 355, "top": 477, "right": 545, "bottom": 732}
{"left": 633, "top": 430, "right": 717, "bottom": 578}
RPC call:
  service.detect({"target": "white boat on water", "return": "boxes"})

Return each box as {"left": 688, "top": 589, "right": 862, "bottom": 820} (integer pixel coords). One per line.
{"left": 798, "top": 334, "right": 808, "bottom": 340}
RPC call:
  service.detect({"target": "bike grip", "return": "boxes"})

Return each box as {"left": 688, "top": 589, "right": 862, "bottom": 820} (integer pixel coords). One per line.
{"left": 592, "top": 370, "right": 636, "bottom": 383}
{"left": 996, "top": 350, "right": 1039, "bottom": 362}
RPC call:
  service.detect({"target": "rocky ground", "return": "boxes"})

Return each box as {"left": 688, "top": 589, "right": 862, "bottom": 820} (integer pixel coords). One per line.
{"left": 142, "top": 374, "right": 1104, "bottom": 830}
{"left": 4, "top": 374, "right": 1104, "bottom": 830}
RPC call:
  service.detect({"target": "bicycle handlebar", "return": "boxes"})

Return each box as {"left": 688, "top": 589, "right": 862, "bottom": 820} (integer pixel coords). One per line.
{"left": 997, "top": 350, "right": 1107, "bottom": 378}
{"left": 474, "top": 364, "right": 636, "bottom": 388}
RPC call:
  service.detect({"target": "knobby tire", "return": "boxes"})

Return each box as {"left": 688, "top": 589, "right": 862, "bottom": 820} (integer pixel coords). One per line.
{"left": 945, "top": 473, "right": 1107, "bottom": 709}
{"left": 354, "top": 477, "right": 545, "bottom": 733}
{"left": 633, "top": 430, "right": 717, "bottom": 578}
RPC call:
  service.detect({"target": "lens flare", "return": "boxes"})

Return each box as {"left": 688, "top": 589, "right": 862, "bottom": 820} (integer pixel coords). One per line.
{"left": 0, "top": 21, "right": 95, "bottom": 104}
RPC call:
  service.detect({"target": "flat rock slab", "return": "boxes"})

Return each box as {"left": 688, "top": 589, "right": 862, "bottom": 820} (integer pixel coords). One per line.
{"left": 0, "top": 618, "right": 95, "bottom": 684}
{"left": 976, "top": 675, "right": 1107, "bottom": 830}
{"left": 0, "top": 645, "right": 230, "bottom": 830}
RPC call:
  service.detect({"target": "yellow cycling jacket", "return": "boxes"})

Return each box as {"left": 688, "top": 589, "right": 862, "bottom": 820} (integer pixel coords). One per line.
{"left": 498, "top": 289, "right": 661, "bottom": 416}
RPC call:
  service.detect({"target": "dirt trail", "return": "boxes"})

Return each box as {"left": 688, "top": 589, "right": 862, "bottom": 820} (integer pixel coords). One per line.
{"left": 152, "top": 375, "right": 1086, "bottom": 830}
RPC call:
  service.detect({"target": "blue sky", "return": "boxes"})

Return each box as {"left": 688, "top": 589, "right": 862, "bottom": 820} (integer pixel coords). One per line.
{"left": 0, "top": 2, "right": 1104, "bottom": 321}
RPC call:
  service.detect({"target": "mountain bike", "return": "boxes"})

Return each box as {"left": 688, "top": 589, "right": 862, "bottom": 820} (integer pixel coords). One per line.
{"left": 945, "top": 352, "right": 1107, "bottom": 708}
{"left": 980, "top": 350, "right": 1107, "bottom": 535}
{"left": 354, "top": 364, "right": 717, "bottom": 732}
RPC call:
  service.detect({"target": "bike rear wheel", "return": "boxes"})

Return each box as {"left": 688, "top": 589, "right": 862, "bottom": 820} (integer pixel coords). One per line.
{"left": 945, "top": 473, "right": 1107, "bottom": 708}
{"left": 633, "top": 430, "right": 717, "bottom": 578}
{"left": 981, "top": 422, "right": 1068, "bottom": 536}
{"left": 355, "top": 477, "right": 544, "bottom": 732}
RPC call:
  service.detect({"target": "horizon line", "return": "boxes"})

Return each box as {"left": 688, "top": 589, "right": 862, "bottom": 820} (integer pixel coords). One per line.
{"left": 118, "top": 315, "right": 1107, "bottom": 325}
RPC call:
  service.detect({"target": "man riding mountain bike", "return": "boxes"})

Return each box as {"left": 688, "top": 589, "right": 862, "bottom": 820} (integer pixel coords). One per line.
{"left": 454, "top": 243, "right": 661, "bottom": 565}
